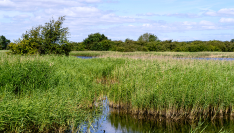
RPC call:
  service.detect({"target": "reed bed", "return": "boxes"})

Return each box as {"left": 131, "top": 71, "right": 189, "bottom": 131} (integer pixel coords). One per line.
{"left": 0, "top": 53, "right": 125, "bottom": 132}
{"left": 106, "top": 57, "right": 234, "bottom": 120}
{"left": 70, "top": 51, "right": 234, "bottom": 58}
{"left": 2, "top": 50, "right": 234, "bottom": 132}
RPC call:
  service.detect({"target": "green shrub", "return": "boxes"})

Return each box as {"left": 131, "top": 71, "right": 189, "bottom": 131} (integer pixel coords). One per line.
{"left": 8, "top": 16, "right": 72, "bottom": 56}
{"left": 83, "top": 33, "right": 109, "bottom": 50}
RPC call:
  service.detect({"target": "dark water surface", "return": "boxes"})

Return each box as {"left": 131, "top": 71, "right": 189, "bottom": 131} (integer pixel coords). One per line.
{"left": 77, "top": 56, "right": 95, "bottom": 59}
{"left": 78, "top": 99, "right": 234, "bottom": 133}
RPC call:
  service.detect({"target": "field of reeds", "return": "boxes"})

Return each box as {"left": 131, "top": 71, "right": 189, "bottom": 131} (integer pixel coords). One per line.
{"left": 0, "top": 52, "right": 125, "bottom": 132}
{"left": 1, "top": 50, "right": 234, "bottom": 132}
{"left": 70, "top": 51, "right": 234, "bottom": 58}
{"left": 104, "top": 56, "right": 234, "bottom": 120}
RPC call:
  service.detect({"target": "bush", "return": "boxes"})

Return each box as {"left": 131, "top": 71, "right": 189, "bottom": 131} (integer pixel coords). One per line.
{"left": 8, "top": 16, "right": 71, "bottom": 56}
{"left": 0, "top": 35, "right": 10, "bottom": 50}
{"left": 83, "top": 33, "right": 109, "bottom": 50}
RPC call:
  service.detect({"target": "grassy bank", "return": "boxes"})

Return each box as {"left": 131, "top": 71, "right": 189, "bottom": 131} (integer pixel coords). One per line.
{"left": 70, "top": 51, "right": 234, "bottom": 58}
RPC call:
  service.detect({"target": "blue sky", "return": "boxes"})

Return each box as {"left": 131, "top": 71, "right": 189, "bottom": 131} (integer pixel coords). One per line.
{"left": 0, "top": 0, "right": 234, "bottom": 42}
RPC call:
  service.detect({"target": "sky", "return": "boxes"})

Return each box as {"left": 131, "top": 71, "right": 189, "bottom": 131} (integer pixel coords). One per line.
{"left": 0, "top": 0, "right": 234, "bottom": 42}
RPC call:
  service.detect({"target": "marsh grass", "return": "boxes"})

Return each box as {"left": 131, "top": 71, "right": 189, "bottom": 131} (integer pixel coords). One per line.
{"left": 105, "top": 57, "right": 234, "bottom": 120}
{"left": 2, "top": 50, "right": 234, "bottom": 132}
{"left": 70, "top": 51, "right": 234, "bottom": 58}
{"left": 0, "top": 52, "right": 125, "bottom": 132}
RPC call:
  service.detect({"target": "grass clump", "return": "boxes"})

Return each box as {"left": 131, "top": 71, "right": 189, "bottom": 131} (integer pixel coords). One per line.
{"left": 0, "top": 53, "right": 125, "bottom": 132}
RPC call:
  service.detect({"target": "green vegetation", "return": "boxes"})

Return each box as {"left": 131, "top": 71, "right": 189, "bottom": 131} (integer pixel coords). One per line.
{"left": 1, "top": 50, "right": 234, "bottom": 132}
{"left": 0, "top": 35, "right": 10, "bottom": 50}
{"left": 8, "top": 16, "right": 72, "bottom": 56}
{"left": 108, "top": 110, "right": 233, "bottom": 133}
{"left": 0, "top": 52, "right": 124, "bottom": 132}
{"left": 106, "top": 57, "right": 234, "bottom": 120}
{"left": 71, "top": 33, "right": 234, "bottom": 52}
{"left": 70, "top": 51, "right": 234, "bottom": 58}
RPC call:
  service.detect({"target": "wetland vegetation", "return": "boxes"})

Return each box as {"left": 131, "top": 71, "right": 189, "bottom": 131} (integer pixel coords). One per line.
{"left": 2, "top": 16, "right": 234, "bottom": 132}
{"left": 1, "top": 50, "right": 234, "bottom": 132}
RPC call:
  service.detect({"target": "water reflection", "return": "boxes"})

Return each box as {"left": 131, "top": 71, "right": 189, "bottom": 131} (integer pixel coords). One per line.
{"left": 77, "top": 56, "right": 95, "bottom": 59}
{"left": 78, "top": 99, "right": 234, "bottom": 133}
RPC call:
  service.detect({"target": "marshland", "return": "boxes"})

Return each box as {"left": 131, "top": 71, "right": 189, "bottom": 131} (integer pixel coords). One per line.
{"left": 1, "top": 50, "right": 234, "bottom": 132}
{"left": 1, "top": 17, "right": 234, "bottom": 132}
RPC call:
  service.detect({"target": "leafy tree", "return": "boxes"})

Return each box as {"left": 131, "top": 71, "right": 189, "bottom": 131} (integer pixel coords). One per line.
{"left": 83, "top": 33, "right": 109, "bottom": 50}
{"left": 230, "top": 39, "right": 234, "bottom": 43}
{"left": 137, "top": 33, "right": 158, "bottom": 42}
{"left": 8, "top": 16, "right": 71, "bottom": 55}
{"left": 0, "top": 35, "right": 10, "bottom": 50}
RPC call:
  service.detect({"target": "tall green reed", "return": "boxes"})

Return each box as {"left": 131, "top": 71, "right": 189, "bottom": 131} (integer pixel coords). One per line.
{"left": 0, "top": 53, "right": 125, "bottom": 132}
{"left": 106, "top": 57, "right": 234, "bottom": 119}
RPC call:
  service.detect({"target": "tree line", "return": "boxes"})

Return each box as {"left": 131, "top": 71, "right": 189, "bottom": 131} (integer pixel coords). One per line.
{"left": 71, "top": 33, "right": 234, "bottom": 52}
{"left": 2, "top": 16, "right": 234, "bottom": 55}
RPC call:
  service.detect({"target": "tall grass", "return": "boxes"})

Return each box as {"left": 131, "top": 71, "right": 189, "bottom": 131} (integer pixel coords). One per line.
{"left": 106, "top": 57, "right": 234, "bottom": 120}
{"left": 2, "top": 50, "right": 234, "bottom": 132}
{"left": 0, "top": 53, "right": 125, "bottom": 132}
{"left": 70, "top": 51, "right": 234, "bottom": 58}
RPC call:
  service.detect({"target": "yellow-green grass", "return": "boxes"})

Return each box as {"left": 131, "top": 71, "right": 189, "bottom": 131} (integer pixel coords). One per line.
{"left": 70, "top": 51, "right": 234, "bottom": 58}
{"left": 2, "top": 50, "right": 234, "bottom": 132}
{"left": 105, "top": 57, "right": 234, "bottom": 120}
{"left": 0, "top": 53, "right": 125, "bottom": 132}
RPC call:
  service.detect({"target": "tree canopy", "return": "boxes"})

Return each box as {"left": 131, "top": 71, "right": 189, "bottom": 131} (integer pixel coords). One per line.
{"left": 83, "top": 33, "right": 111, "bottom": 51}
{"left": 137, "top": 33, "right": 159, "bottom": 42}
{"left": 0, "top": 35, "right": 10, "bottom": 50}
{"left": 8, "top": 16, "right": 71, "bottom": 55}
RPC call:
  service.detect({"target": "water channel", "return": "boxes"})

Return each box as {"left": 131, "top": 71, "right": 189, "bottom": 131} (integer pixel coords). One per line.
{"left": 76, "top": 56, "right": 234, "bottom": 133}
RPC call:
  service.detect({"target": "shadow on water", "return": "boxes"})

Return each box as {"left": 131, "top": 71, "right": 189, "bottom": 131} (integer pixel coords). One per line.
{"left": 75, "top": 99, "right": 234, "bottom": 133}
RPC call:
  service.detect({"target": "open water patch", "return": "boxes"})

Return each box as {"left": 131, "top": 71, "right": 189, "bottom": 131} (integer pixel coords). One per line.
{"left": 77, "top": 56, "right": 95, "bottom": 59}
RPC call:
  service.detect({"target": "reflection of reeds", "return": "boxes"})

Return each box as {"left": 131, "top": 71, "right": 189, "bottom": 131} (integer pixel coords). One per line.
{"left": 109, "top": 108, "right": 234, "bottom": 132}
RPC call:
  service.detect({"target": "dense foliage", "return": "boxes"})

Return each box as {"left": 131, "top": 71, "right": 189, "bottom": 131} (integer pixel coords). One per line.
{"left": 0, "top": 35, "right": 10, "bottom": 50}
{"left": 72, "top": 33, "right": 234, "bottom": 52}
{"left": 0, "top": 53, "right": 125, "bottom": 132}
{"left": 8, "top": 16, "right": 72, "bottom": 55}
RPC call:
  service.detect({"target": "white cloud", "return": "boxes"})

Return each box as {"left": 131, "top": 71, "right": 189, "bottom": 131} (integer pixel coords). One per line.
{"left": 165, "top": 13, "right": 199, "bottom": 18}
{"left": 218, "top": 8, "right": 234, "bottom": 15}
{"left": 183, "top": 21, "right": 197, "bottom": 26}
{"left": 0, "top": 0, "right": 14, "bottom": 6}
{"left": 204, "top": 8, "right": 234, "bottom": 17}
{"left": 220, "top": 18, "right": 234, "bottom": 23}
{"left": 142, "top": 23, "right": 152, "bottom": 27}
{"left": 199, "top": 20, "right": 214, "bottom": 25}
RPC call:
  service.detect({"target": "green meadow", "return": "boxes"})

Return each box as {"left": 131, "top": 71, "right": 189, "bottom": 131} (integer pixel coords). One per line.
{"left": 1, "top": 50, "right": 234, "bottom": 132}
